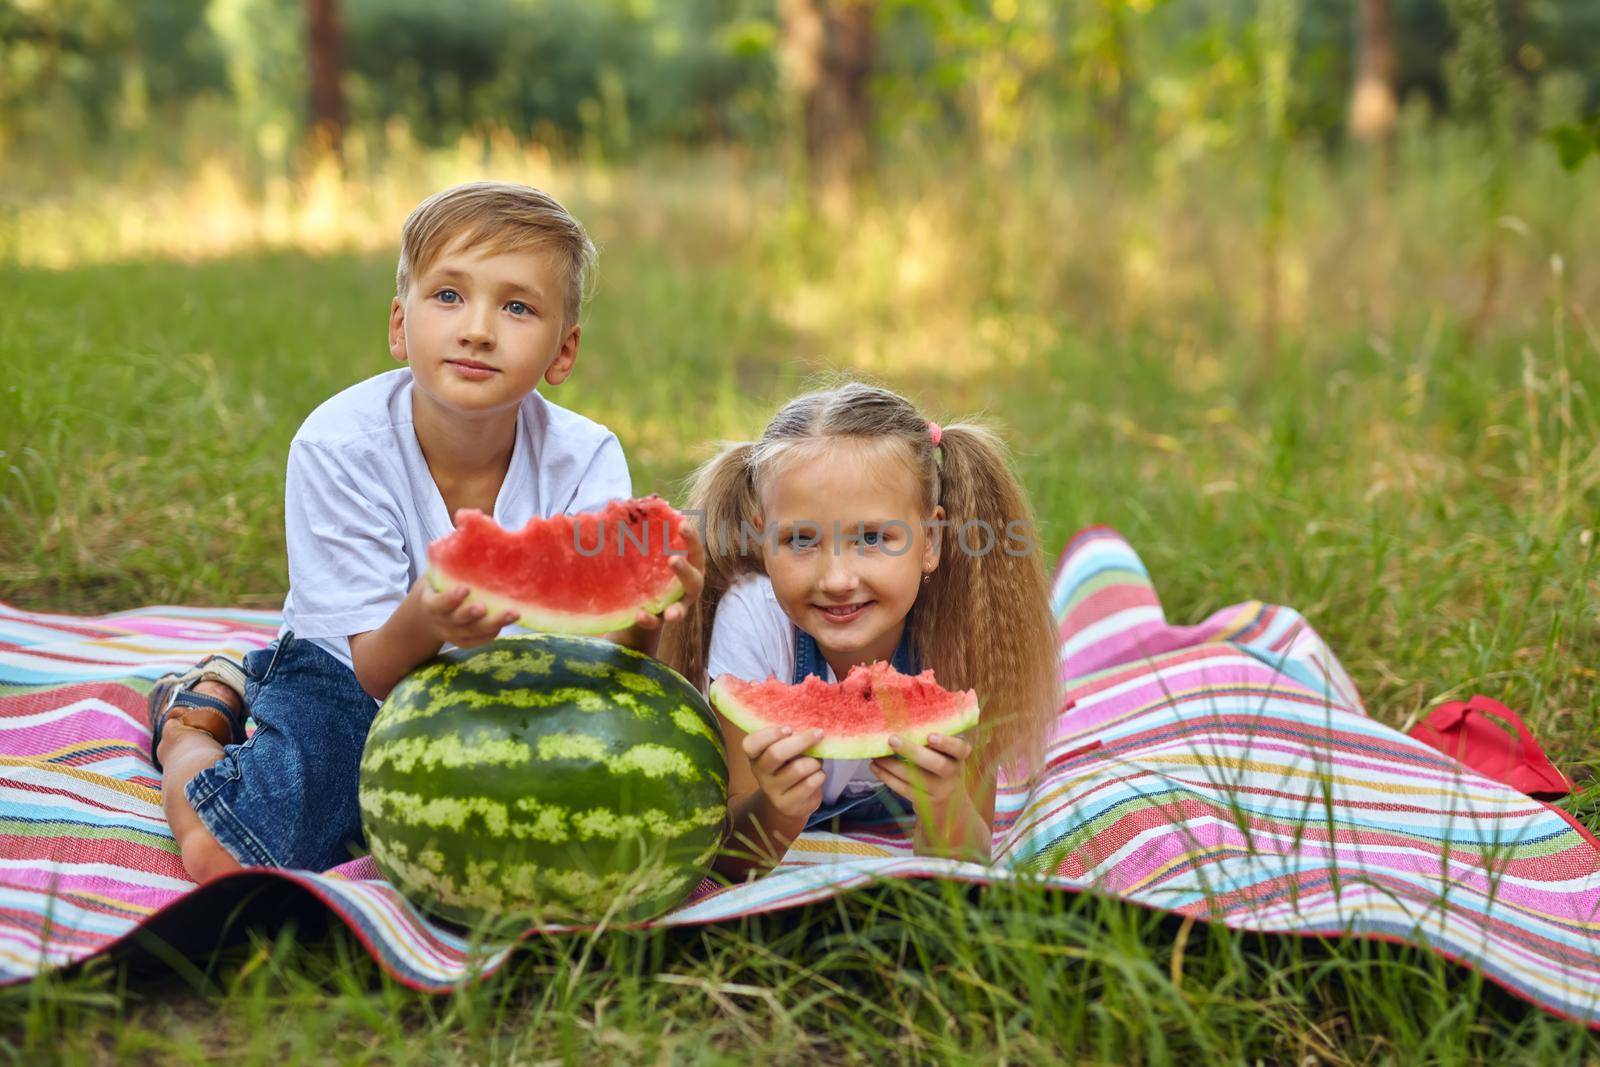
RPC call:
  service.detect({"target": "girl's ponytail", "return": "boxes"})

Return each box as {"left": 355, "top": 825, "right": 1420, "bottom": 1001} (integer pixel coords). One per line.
{"left": 917, "top": 423, "right": 1057, "bottom": 781}
{"left": 659, "top": 441, "right": 764, "bottom": 690}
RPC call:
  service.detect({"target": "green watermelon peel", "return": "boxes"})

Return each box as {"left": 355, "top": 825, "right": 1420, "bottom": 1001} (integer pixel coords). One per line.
{"left": 709, "top": 661, "right": 980, "bottom": 760}
{"left": 426, "top": 496, "right": 688, "bottom": 635}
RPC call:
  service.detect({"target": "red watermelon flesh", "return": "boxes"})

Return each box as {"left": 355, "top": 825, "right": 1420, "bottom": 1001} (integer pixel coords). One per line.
{"left": 709, "top": 661, "right": 980, "bottom": 759}
{"left": 426, "top": 496, "right": 688, "bottom": 635}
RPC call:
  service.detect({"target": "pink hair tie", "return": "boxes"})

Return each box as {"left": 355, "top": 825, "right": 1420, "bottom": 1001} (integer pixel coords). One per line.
{"left": 928, "top": 421, "right": 943, "bottom": 447}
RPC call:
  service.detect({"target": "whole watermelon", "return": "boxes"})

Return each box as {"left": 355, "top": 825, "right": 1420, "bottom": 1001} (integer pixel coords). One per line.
{"left": 358, "top": 635, "right": 727, "bottom": 930}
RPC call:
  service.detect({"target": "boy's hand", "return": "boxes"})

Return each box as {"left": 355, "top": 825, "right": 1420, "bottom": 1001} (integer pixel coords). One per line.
{"left": 611, "top": 519, "right": 706, "bottom": 652}
{"left": 350, "top": 578, "right": 518, "bottom": 702}
{"left": 416, "top": 578, "right": 519, "bottom": 649}
{"left": 744, "top": 726, "right": 826, "bottom": 820}
{"left": 871, "top": 733, "right": 974, "bottom": 810}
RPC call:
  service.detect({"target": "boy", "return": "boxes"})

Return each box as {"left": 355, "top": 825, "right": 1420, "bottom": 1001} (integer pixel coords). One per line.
{"left": 148, "top": 181, "right": 703, "bottom": 883}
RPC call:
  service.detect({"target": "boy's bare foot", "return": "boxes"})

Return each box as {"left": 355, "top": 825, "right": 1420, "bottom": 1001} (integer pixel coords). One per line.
{"left": 147, "top": 661, "right": 250, "bottom": 880}
{"left": 155, "top": 709, "right": 245, "bottom": 882}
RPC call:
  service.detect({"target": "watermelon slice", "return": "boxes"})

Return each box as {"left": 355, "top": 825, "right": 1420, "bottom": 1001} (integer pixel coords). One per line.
{"left": 709, "top": 661, "right": 980, "bottom": 760}
{"left": 426, "top": 496, "right": 689, "bottom": 635}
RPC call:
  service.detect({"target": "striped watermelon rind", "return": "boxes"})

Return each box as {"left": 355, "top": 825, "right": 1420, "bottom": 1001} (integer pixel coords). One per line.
{"left": 425, "top": 497, "right": 688, "bottom": 636}
{"left": 359, "top": 635, "right": 728, "bottom": 931}
{"left": 422, "top": 568, "right": 685, "bottom": 636}
{"left": 708, "top": 662, "right": 980, "bottom": 760}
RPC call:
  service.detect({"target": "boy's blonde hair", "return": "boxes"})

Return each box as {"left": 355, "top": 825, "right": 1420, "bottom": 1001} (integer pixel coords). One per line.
{"left": 660, "top": 380, "right": 1060, "bottom": 783}
{"left": 395, "top": 181, "right": 597, "bottom": 328}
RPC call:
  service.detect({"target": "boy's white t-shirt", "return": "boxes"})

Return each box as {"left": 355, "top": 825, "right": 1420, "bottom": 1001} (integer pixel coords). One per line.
{"left": 706, "top": 572, "right": 879, "bottom": 804}
{"left": 280, "top": 367, "right": 632, "bottom": 669}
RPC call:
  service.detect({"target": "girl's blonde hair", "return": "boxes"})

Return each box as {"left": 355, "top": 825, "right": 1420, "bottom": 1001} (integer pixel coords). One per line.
{"left": 660, "top": 380, "right": 1058, "bottom": 780}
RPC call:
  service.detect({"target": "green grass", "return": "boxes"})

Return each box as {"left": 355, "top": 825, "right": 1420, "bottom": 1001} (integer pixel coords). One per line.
{"left": 5, "top": 880, "right": 1599, "bottom": 1064}
{"left": 1, "top": 143, "right": 1598, "bottom": 1061}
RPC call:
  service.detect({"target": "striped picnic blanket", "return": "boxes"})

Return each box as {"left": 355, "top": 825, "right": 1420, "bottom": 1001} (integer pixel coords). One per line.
{"left": 2, "top": 527, "right": 1597, "bottom": 1026}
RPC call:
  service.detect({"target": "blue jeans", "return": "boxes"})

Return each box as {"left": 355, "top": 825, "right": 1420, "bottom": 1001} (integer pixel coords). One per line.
{"left": 804, "top": 785, "right": 911, "bottom": 831}
{"left": 185, "top": 632, "right": 379, "bottom": 871}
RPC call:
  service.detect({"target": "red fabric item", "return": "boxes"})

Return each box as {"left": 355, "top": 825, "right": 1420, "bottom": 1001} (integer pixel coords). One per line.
{"left": 1409, "top": 695, "right": 1573, "bottom": 800}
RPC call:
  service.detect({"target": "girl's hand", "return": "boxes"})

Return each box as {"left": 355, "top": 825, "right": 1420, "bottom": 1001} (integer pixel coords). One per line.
{"left": 416, "top": 578, "right": 519, "bottom": 649}
{"left": 626, "top": 519, "right": 706, "bottom": 632}
{"left": 871, "top": 733, "right": 974, "bottom": 810}
{"left": 743, "top": 726, "right": 826, "bottom": 819}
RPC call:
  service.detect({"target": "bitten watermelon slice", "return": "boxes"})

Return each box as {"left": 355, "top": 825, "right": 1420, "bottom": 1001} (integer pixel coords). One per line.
{"left": 708, "top": 661, "right": 980, "bottom": 759}
{"left": 427, "top": 496, "right": 688, "bottom": 635}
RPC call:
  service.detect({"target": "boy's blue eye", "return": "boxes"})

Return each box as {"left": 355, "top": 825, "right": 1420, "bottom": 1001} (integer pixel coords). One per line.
{"left": 436, "top": 289, "right": 460, "bottom": 304}
{"left": 506, "top": 301, "right": 530, "bottom": 316}
{"left": 785, "top": 532, "right": 818, "bottom": 549}
{"left": 860, "top": 529, "right": 883, "bottom": 546}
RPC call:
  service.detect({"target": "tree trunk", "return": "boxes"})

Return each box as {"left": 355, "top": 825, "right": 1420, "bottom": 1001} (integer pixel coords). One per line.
{"left": 307, "top": 0, "right": 346, "bottom": 156}
{"left": 1350, "top": 0, "right": 1399, "bottom": 331}
{"left": 1093, "top": 0, "right": 1133, "bottom": 148}
{"left": 1348, "top": 0, "right": 1398, "bottom": 147}
{"left": 778, "top": 0, "right": 876, "bottom": 193}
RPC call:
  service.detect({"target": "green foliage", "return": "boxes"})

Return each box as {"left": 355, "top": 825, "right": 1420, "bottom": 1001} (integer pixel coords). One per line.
{"left": 1545, "top": 116, "right": 1600, "bottom": 170}
{"left": 207, "top": 0, "right": 306, "bottom": 155}
{"left": 340, "top": 0, "right": 777, "bottom": 150}
{"left": 7, "top": 0, "right": 1600, "bottom": 165}
{"left": 0, "top": 0, "right": 227, "bottom": 147}
{"left": 1445, "top": 0, "right": 1512, "bottom": 135}
{"left": 0, "top": 0, "right": 129, "bottom": 142}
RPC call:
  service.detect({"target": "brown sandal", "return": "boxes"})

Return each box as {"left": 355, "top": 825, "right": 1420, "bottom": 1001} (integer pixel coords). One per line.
{"left": 147, "top": 655, "right": 248, "bottom": 770}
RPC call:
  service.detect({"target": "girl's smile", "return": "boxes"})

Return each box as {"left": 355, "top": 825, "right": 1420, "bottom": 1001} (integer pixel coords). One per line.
{"left": 812, "top": 604, "right": 876, "bottom": 620}
{"left": 813, "top": 599, "right": 874, "bottom": 625}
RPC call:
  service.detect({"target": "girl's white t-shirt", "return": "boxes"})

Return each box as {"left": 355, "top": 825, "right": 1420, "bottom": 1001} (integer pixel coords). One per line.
{"left": 706, "top": 572, "right": 880, "bottom": 804}
{"left": 280, "top": 368, "right": 632, "bottom": 669}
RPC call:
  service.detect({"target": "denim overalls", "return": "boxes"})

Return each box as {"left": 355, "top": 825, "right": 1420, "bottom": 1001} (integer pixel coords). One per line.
{"left": 798, "top": 625, "right": 917, "bottom": 831}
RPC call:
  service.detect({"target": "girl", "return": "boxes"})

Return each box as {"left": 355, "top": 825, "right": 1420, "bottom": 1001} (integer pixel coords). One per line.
{"left": 661, "top": 381, "right": 1059, "bottom": 878}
